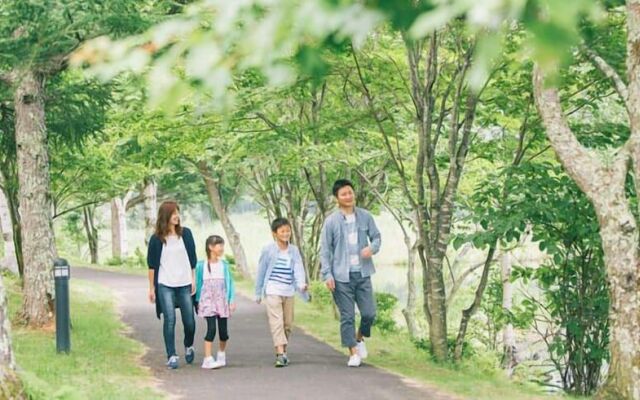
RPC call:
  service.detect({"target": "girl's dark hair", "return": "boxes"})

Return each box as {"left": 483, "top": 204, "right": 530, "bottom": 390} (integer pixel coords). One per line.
{"left": 271, "top": 217, "right": 291, "bottom": 233}
{"left": 155, "top": 201, "right": 183, "bottom": 243}
{"left": 332, "top": 179, "right": 354, "bottom": 197}
{"left": 205, "top": 235, "right": 225, "bottom": 273}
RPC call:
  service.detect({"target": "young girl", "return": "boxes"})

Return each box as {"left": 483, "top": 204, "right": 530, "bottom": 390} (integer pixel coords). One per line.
{"left": 195, "top": 235, "right": 236, "bottom": 369}
{"left": 255, "top": 218, "right": 309, "bottom": 367}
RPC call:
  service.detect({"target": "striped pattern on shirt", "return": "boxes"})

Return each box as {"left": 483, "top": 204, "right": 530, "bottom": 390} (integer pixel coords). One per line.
{"left": 268, "top": 253, "right": 293, "bottom": 285}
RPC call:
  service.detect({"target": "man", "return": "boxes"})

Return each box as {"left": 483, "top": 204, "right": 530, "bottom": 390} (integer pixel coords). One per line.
{"left": 320, "top": 179, "right": 381, "bottom": 367}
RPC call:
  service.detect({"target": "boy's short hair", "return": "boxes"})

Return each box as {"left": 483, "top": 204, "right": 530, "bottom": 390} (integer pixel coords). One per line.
{"left": 332, "top": 179, "right": 354, "bottom": 197}
{"left": 271, "top": 217, "right": 291, "bottom": 233}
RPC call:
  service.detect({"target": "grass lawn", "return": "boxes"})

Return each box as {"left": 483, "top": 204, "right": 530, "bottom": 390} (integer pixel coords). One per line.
{"left": 5, "top": 272, "right": 161, "bottom": 400}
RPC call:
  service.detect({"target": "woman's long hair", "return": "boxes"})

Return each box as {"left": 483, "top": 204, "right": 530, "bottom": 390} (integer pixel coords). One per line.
{"left": 155, "top": 201, "right": 183, "bottom": 243}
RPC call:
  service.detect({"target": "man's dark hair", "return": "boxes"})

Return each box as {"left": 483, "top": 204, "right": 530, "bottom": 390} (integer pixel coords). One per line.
{"left": 332, "top": 179, "right": 354, "bottom": 197}
{"left": 271, "top": 217, "right": 291, "bottom": 233}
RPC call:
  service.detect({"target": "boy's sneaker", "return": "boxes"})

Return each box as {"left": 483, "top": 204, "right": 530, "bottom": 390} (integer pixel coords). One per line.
{"left": 201, "top": 356, "right": 216, "bottom": 369}
{"left": 356, "top": 340, "right": 368, "bottom": 359}
{"left": 212, "top": 351, "right": 226, "bottom": 369}
{"left": 275, "top": 354, "right": 286, "bottom": 368}
{"left": 185, "top": 347, "right": 195, "bottom": 364}
{"left": 282, "top": 353, "right": 289, "bottom": 366}
{"left": 347, "top": 354, "right": 361, "bottom": 367}
{"left": 167, "top": 355, "right": 179, "bottom": 369}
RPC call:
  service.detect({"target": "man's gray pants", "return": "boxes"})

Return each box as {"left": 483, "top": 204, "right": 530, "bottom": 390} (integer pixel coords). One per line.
{"left": 332, "top": 272, "right": 377, "bottom": 348}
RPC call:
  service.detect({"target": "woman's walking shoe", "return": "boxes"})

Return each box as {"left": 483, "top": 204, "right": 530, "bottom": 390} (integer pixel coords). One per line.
{"left": 356, "top": 340, "right": 368, "bottom": 359}
{"left": 347, "top": 354, "right": 362, "bottom": 367}
{"left": 167, "top": 355, "right": 179, "bottom": 369}
{"left": 201, "top": 356, "right": 216, "bottom": 369}
{"left": 185, "top": 346, "right": 195, "bottom": 364}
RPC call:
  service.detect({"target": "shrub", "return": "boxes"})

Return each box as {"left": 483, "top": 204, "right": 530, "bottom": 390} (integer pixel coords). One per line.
{"left": 308, "top": 280, "right": 333, "bottom": 308}
{"left": 373, "top": 292, "right": 398, "bottom": 334}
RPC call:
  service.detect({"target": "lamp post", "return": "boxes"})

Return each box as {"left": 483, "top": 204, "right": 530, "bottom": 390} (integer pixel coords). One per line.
{"left": 54, "top": 258, "right": 70, "bottom": 353}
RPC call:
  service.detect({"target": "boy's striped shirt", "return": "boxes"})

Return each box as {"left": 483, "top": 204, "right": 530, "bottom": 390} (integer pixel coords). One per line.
{"left": 268, "top": 252, "right": 293, "bottom": 284}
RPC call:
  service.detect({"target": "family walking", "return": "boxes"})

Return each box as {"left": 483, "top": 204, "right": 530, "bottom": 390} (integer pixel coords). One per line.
{"left": 146, "top": 178, "right": 381, "bottom": 370}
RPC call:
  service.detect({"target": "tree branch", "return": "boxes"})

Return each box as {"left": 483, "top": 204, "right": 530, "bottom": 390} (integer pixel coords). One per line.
{"left": 125, "top": 193, "right": 144, "bottom": 211}
{"left": 582, "top": 45, "right": 629, "bottom": 109}
{"left": 53, "top": 200, "right": 101, "bottom": 219}
{"left": 532, "top": 66, "right": 609, "bottom": 198}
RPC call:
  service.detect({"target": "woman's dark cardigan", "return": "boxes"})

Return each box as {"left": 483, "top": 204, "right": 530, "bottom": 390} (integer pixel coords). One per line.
{"left": 147, "top": 227, "right": 197, "bottom": 319}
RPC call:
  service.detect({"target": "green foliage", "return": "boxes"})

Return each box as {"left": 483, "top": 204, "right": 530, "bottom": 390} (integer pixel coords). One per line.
{"left": 502, "top": 163, "right": 610, "bottom": 396}
{"left": 106, "top": 257, "right": 124, "bottom": 266}
{"left": 373, "top": 291, "right": 398, "bottom": 333}
{"left": 413, "top": 336, "right": 476, "bottom": 361}
{"left": 60, "top": 212, "right": 86, "bottom": 245}
{"left": 308, "top": 280, "right": 333, "bottom": 308}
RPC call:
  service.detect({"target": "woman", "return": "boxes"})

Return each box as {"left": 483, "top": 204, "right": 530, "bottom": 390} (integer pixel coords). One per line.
{"left": 147, "top": 200, "right": 197, "bottom": 369}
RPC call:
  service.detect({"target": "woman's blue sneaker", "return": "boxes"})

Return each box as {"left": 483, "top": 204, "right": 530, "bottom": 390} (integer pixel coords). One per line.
{"left": 185, "top": 347, "right": 195, "bottom": 364}
{"left": 167, "top": 355, "right": 179, "bottom": 369}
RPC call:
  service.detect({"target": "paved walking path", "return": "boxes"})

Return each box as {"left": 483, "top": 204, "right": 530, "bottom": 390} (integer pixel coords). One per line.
{"left": 73, "top": 267, "right": 458, "bottom": 400}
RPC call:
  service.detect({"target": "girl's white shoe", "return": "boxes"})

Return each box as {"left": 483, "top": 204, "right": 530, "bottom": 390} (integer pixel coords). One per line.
{"left": 201, "top": 356, "right": 216, "bottom": 369}
{"left": 211, "top": 351, "right": 226, "bottom": 369}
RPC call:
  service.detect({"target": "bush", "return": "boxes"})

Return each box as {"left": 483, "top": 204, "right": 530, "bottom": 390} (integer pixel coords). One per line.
{"left": 123, "top": 248, "right": 146, "bottom": 268}
{"left": 412, "top": 336, "right": 476, "bottom": 361}
{"left": 308, "top": 280, "right": 333, "bottom": 308}
{"left": 105, "top": 257, "right": 123, "bottom": 266}
{"left": 373, "top": 291, "right": 397, "bottom": 334}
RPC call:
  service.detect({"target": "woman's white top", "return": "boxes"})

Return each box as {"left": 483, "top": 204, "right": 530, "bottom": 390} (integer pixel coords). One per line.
{"left": 203, "top": 260, "right": 224, "bottom": 280}
{"left": 158, "top": 235, "right": 192, "bottom": 287}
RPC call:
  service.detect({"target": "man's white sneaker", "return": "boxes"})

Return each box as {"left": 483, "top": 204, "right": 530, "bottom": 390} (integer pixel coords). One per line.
{"left": 201, "top": 356, "right": 216, "bottom": 369}
{"left": 347, "top": 354, "right": 362, "bottom": 367}
{"left": 356, "top": 341, "right": 368, "bottom": 359}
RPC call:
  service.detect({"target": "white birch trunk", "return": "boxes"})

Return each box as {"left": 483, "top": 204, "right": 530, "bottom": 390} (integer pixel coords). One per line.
{"left": 0, "top": 190, "right": 17, "bottom": 274}
{"left": 143, "top": 178, "right": 157, "bottom": 245}
{"left": 111, "top": 191, "right": 132, "bottom": 260}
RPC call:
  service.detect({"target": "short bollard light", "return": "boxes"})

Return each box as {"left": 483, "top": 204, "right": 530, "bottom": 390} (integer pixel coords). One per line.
{"left": 54, "top": 258, "right": 71, "bottom": 354}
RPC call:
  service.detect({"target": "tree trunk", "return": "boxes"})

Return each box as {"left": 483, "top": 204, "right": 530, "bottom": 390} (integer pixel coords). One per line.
{"left": 198, "top": 162, "right": 251, "bottom": 279}
{"left": 500, "top": 251, "right": 517, "bottom": 375}
{"left": 111, "top": 191, "right": 132, "bottom": 261}
{"left": 594, "top": 201, "right": 640, "bottom": 400}
{"left": 15, "top": 70, "right": 56, "bottom": 327}
{"left": 424, "top": 253, "right": 449, "bottom": 361}
{"left": 82, "top": 206, "right": 98, "bottom": 264}
{"left": 401, "top": 238, "right": 419, "bottom": 338}
{"left": 0, "top": 274, "right": 25, "bottom": 399}
{"left": 533, "top": 61, "right": 640, "bottom": 399}
{"left": 453, "top": 245, "right": 496, "bottom": 360}
{"left": 143, "top": 177, "right": 157, "bottom": 245}
{"left": 0, "top": 189, "right": 18, "bottom": 274}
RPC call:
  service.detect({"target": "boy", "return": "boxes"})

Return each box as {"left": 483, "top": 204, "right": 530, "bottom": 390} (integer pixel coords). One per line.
{"left": 255, "top": 217, "right": 309, "bottom": 367}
